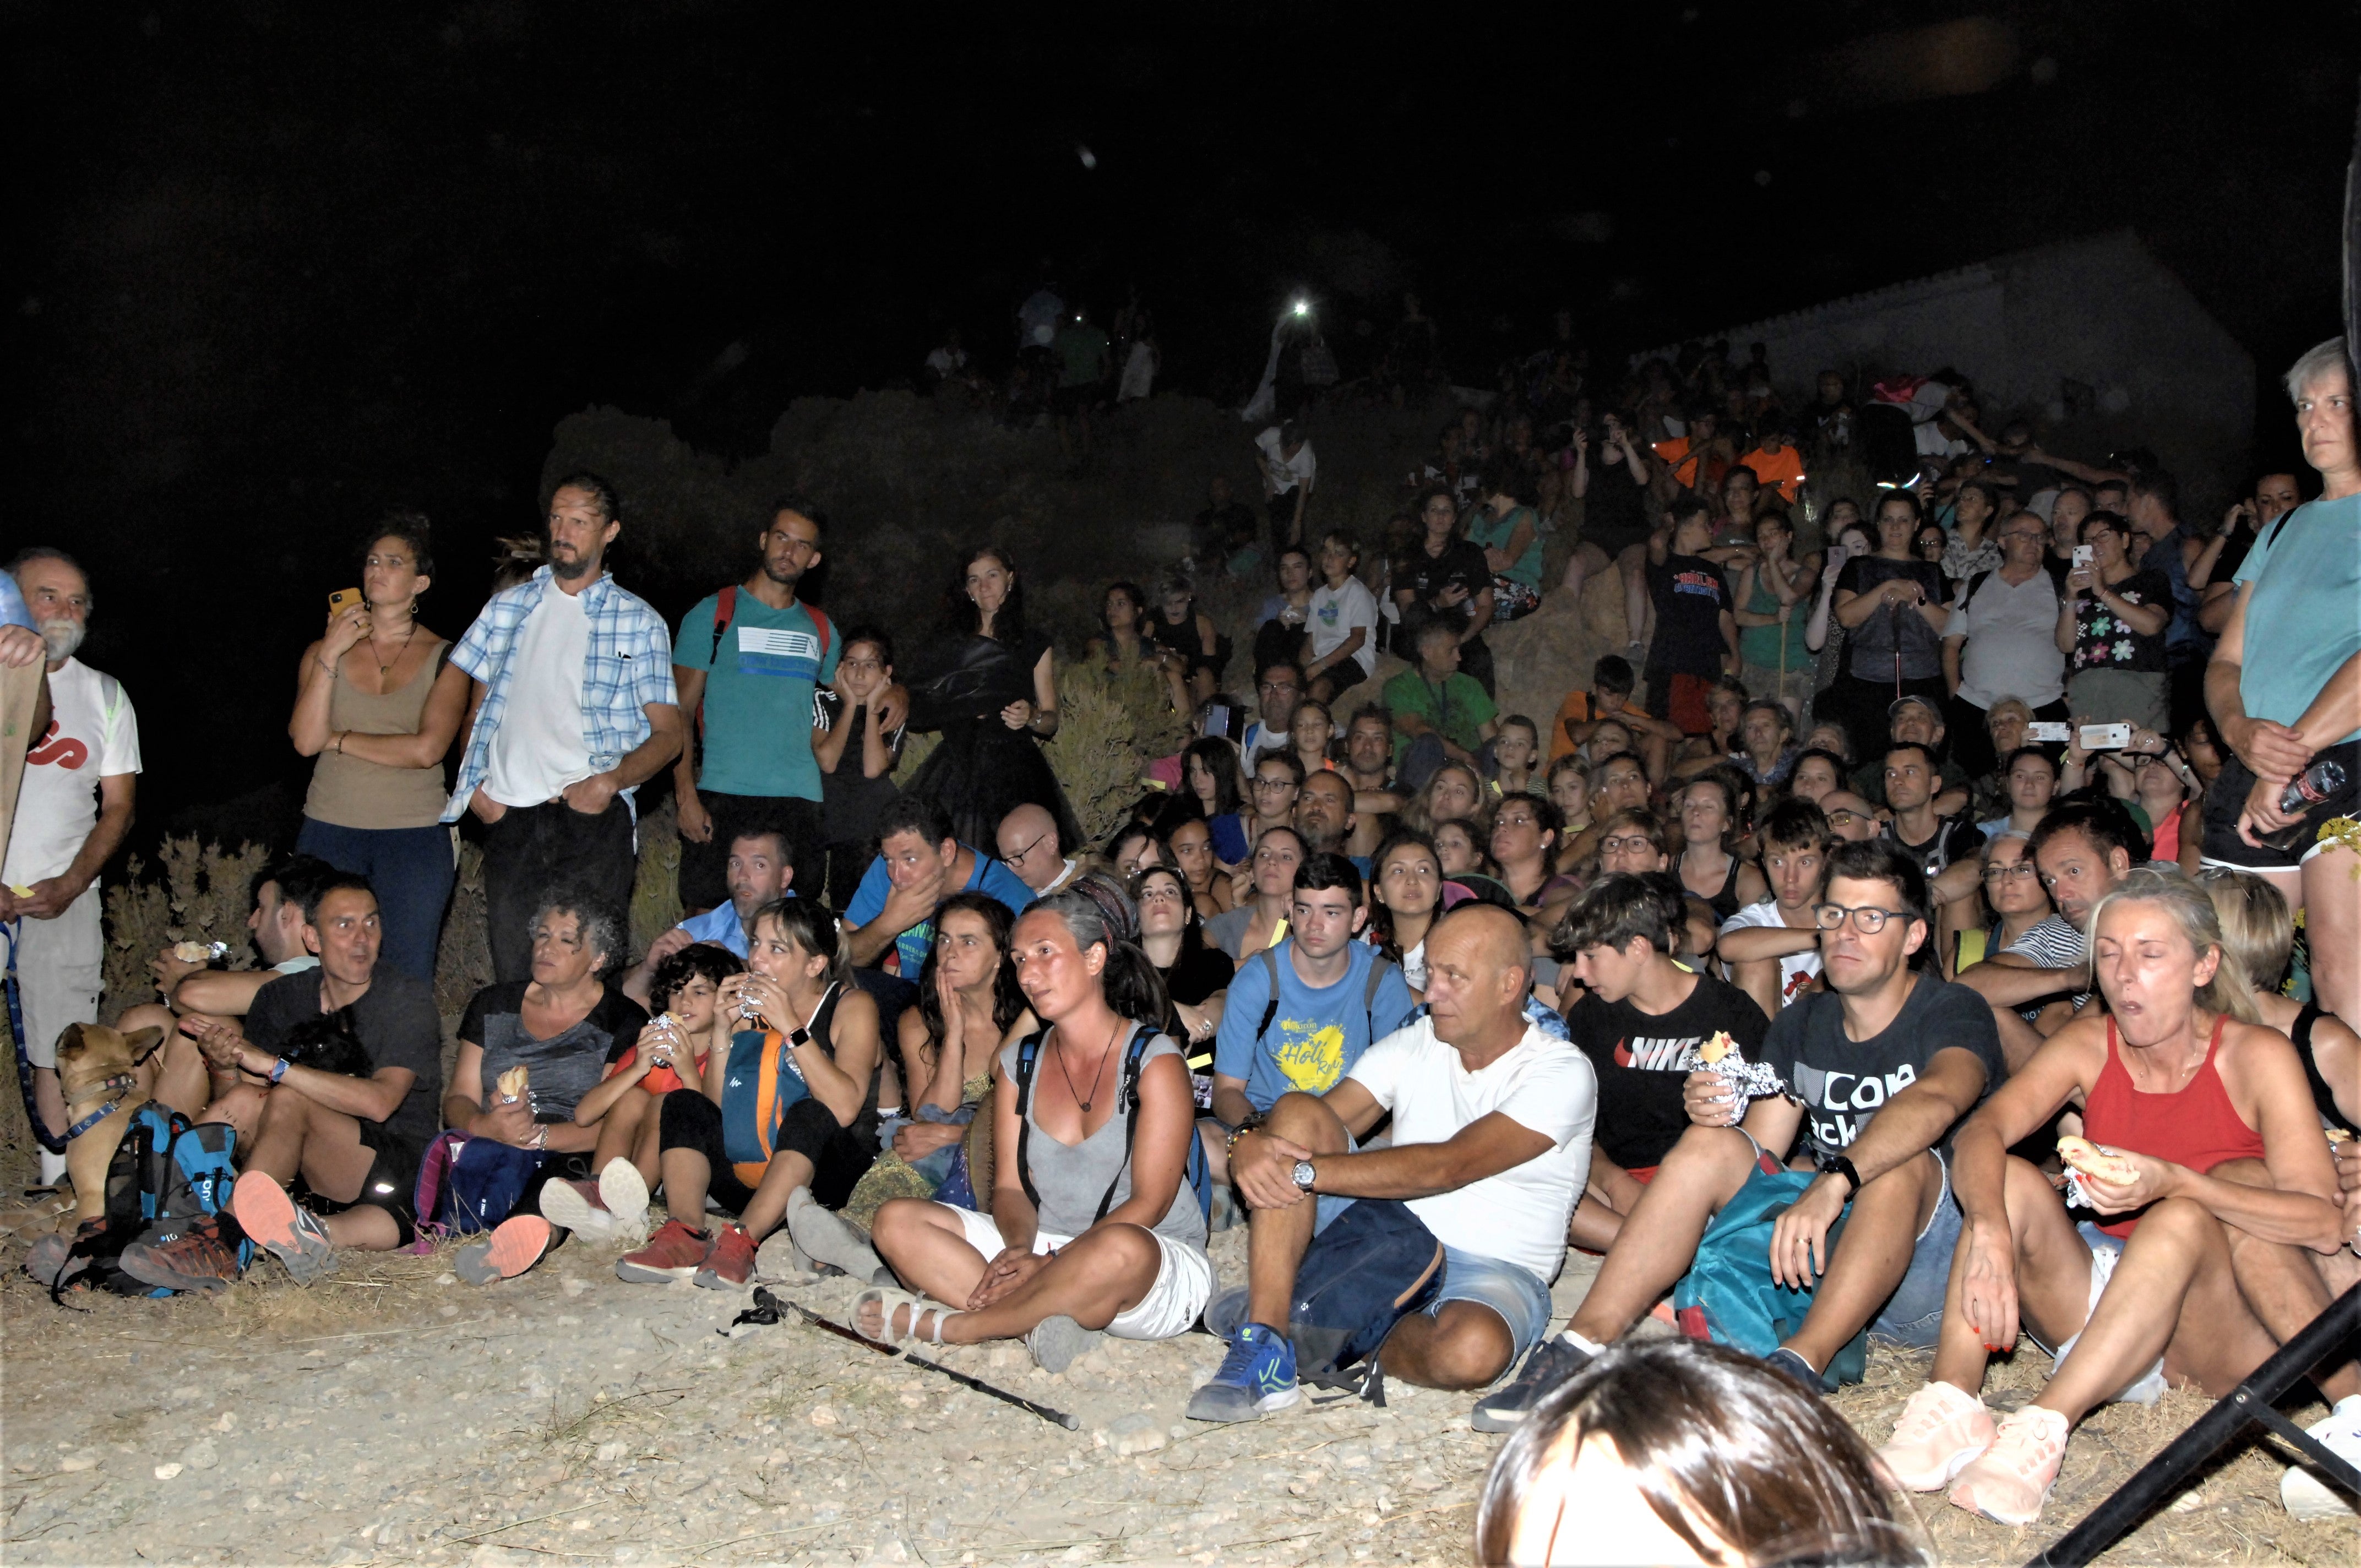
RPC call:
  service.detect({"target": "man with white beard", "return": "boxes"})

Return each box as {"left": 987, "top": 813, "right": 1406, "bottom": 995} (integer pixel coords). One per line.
{"left": 2, "top": 548, "right": 140, "bottom": 1188}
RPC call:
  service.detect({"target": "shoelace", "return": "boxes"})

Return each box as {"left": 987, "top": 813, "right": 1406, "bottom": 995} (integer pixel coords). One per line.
{"left": 1984, "top": 1414, "right": 2064, "bottom": 1479}
{"left": 1212, "top": 1332, "right": 1273, "bottom": 1386}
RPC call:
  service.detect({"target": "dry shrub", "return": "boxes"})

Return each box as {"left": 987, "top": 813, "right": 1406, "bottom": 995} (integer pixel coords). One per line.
{"left": 629, "top": 794, "right": 683, "bottom": 960}
{"left": 434, "top": 839, "right": 492, "bottom": 1017}
{"left": 1044, "top": 658, "right": 1184, "bottom": 847}
{"left": 99, "top": 837, "right": 274, "bottom": 1024}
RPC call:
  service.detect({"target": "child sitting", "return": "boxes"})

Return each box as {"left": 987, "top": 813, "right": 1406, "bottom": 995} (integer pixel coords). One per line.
{"left": 570, "top": 944, "right": 744, "bottom": 1204}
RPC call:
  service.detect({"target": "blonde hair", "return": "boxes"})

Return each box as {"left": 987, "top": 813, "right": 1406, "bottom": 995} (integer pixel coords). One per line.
{"left": 2086, "top": 868, "right": 2260, "bottom": 1025}
{"left": 2195, "top": 867, "right": 2295, "bottom": 996}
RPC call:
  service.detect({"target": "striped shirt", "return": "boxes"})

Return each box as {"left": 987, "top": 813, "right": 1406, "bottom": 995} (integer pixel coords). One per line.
{"left": 442, "top": 567, "right": 677, "bottom": 823}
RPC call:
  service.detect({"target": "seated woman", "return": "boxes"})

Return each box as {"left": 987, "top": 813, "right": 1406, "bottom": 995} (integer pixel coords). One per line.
{"left": 563, "top": 943, "right": 743, "bottom": 1218}
{"left": 1878, "top": 870, "right": 2347, "bottom": 1527}
{"left": 614, "top": 900, "right": 885, "bottom": 1290}
{"left": 847, "top": 892, "right": 1037, "bottom": 1218}
{"left": 1085, "top": 580, "right": 1169, "bottom": 694}
{"left": 1147, "top": 571, "right": 1227, "bottom": 712}
{"left": 1674, "top": 770, "right": 1768, "bottom": 928}
{"left": 1180, "top": 736, "right": 1252, "bottom": 867}
{"left": 1401, "top": 760, "right": 1487, "bottom": 837}
{"left": 441, "top": 897, "right": 650, "bottom": 1283}
{"left": 1135, "top": 865, "right": 1230, "bottom": 1072}
{"left": 1205, "top": 826, "right": 1303, "bottom": 965}
{"left": 1490, "top": 795, "right": 1570, "bottom": 915}
{"left": 1104, "top": 822, "right": 1163, "bottom": 878}
{"left": 1163, "top": 817, "right": 1233, "bottom": 921}
{"left": 862, "top": 883, "right": 1213, "bottom": 1369}
{"left": 1546, "top": 755, "right": 1593, "bottom": 875}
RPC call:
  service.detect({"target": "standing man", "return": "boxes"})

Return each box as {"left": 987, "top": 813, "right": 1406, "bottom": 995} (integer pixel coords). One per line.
{"left": 2, "top": 548, "right": 138, "bottom": 1188}
{"left": 672, "top": 499, "right": 888, "bottom": 917}
{"left": 444, "top": 475, "right": 683, "bottom": 983}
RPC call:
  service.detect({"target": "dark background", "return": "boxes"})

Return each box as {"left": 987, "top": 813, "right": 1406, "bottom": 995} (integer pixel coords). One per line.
{"left": 5, "top": 0, "right": 2354, "bottom": 843}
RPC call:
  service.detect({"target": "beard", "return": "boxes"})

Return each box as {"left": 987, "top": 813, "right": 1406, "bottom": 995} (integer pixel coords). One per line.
{"left": 37, "top": 618, "right": 84, "bottom": 662}
{"left": 549, "top": 550, "right": 594, "bottom": 582}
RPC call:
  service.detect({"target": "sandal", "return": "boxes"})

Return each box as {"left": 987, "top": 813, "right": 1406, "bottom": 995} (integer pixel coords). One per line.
{"left": 853, "top": 1284, "right": 956, "bottom": 1347}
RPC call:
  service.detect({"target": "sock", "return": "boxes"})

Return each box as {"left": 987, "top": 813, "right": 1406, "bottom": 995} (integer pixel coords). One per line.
{"left": 1560, "top": 1329, "right": 1606, "bottom": 1357}
{"left": 2336, "top": 1395, "right": 2361, "bottom": 1420}
{"left": 37, "top": 1148, "right": 67, "bottom": 1187}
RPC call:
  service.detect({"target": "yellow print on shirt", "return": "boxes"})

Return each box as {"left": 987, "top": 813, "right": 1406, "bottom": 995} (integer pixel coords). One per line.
{"left": 1274, "top": 1019, "right": 1348, "bottom": 1093}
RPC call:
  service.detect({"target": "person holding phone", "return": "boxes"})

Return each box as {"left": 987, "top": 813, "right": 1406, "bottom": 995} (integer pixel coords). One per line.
{"left": 2056, "top": 510, "right": 2171, "bottom": 732}
{"left": 288, "top": 514, "right": 469, "bottom": 982}
{"left": 1826, "top": 492, "right": 1950, "bottom": 765}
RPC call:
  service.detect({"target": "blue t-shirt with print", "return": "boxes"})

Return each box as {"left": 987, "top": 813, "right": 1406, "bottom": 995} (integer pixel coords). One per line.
{"left": 1214, "top": 938, "right": 1417, "bottom": 1112}
{"left": 845, "top": 848, "right": 1035, "bottom": 978}
{"left": 673, "top": 592, "right": 840, "bottom": 801}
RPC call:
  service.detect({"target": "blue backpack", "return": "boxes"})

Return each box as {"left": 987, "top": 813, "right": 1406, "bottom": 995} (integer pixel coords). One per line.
{"left": 1669, "top": 1155, "right": 1870, "bottom": 1390}
{"left": 1013, "top": 1023, "right": 1214, "bottom": 1225}
{"left": 54, "top": 1104, "right": 250, "bottom": 1302}
{"left": 1204, "top": 1196, "right": 1445, "bottom": 1406}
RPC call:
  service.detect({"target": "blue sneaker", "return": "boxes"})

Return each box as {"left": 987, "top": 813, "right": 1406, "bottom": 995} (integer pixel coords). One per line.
{"left": 1186, "top": 1322, "right": 1300, "bottom": 1423}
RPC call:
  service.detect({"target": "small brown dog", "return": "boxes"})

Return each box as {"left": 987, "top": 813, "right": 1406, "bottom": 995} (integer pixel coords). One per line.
{"left": 52, "top": 1021, "right": 165, "bottom": 1222}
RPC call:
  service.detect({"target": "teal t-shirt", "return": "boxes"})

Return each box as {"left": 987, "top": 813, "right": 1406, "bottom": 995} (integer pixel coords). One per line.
{"left": 1466, "top": 505, "right": 1544, "bottom": 588}
{"left": 2233, "top": 495, "right": 2361, "bottom": 743}
{"left": 1738, "top": 574, "right": 1810, "bottom": 671}
{"left": 673, "top": 592, "right": 840, "bottom": 799}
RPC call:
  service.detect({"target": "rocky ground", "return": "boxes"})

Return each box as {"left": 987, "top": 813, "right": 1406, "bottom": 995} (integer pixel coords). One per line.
{"left": 2, "top": 1199, "right": 2353, "bottom": 1566}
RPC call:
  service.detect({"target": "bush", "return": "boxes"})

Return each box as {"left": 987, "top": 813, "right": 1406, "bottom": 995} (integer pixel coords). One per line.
{"left": 100, "top": 837, "right": 275, "bottom": 1026}
{"left": 1045, "top": 658, "right": 1186, "bottom": 848}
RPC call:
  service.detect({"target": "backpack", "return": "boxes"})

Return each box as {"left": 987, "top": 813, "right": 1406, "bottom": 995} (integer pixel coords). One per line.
{"left": 697, "top": 585, "right": 836, "bottom": 753}
{"left": 412, "top": 1129, "right": 548, "bottom": 1236}
{"left": 1252, "top": 946, "right": 1402, "bottom": 1069}
{"left": 1204, "top": 1196, "right": 1444, "bottom": 1406}
{"left": 1013, "top": 1023, "right": 1214, "bottom": 1225}
{"left": 52, "top": 1105, "right": 249, "bottom": 1303}
{"left": 1669, "top": 1151, "right": 1869, "bottom": 1391}
{"left": 718, "top": 986, "right": 834, "bottom": 1186}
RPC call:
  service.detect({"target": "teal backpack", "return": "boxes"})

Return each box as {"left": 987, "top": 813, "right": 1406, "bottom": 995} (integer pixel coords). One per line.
{"left": 1669, "top": 1153, "right": 1869, "bottom": 1391}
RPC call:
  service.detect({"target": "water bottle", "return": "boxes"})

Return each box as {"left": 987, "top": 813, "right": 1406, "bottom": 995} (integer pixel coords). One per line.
{"left": 2260, "top": 760, "right": 2347, "bottom": 850}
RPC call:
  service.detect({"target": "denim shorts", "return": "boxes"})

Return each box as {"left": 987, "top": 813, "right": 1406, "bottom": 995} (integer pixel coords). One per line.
{"left": 1312, "top": 1196, "right": 1554, "bottom": 1363}
{"left": 1866, "top": 1150, "right": 1961, "bottom": 1348}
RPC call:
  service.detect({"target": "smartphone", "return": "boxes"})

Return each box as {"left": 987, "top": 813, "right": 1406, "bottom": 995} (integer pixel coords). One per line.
{"left": 1204, "top": 704, "right": 1244, "bottom": 743}
{"left": 2071, "top": 546, "right": 2095, "bottom": 568}
{"left": 329, "top": 587, "right": 363, "bottom": 614}
{"left": 2079, "top": 723, "right": 2133, "bottom": 751}
{"left": 2026, "top": 722, "right": 2072, "bottom": 744}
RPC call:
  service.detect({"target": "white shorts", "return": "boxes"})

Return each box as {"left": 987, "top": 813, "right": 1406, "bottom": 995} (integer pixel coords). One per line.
{"left": 10, "top": 884, "right": 103, "bottom": 1070}
{"left": 942, "top": 1203, "right": 1213, "bottom": 1342}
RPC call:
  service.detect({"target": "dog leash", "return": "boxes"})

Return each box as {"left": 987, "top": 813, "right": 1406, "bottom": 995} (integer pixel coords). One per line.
{"left": 3, "top": 918, "right": 66, "bottom": 1155}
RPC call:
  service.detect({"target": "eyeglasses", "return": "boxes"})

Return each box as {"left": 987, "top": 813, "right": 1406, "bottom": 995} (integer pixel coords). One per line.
{"left": 1813, "top": 903, "right": 1913, "bottom": 933}
{"left": 1981, "top": 862, "right": 2041, "bottom": 883}
{"left": 1598, "top": 835, "right": 1657, "bottom": 854}
{"left": 1259, "top": 680, "right": 1298, "bottom": 694}
{"left": 1003, "top": 831, "right": 1048, "bottom": 863}
{"left": 1824, "top": 808, "right": 1863, "bottom": 826}
{"left": 1252, "top": 777, "right": 1298, "bottom": 793}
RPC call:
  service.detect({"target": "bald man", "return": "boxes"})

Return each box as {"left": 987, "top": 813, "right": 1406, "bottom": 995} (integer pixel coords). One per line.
{"left": 995, "top": 803, "right": 1079, "bottom": 896}
{"left": 1188, "top": 905, "right": 1597, "bottom": 1421}
{"left": 1818, "top": 789, "right": 1880, "bottom": 843}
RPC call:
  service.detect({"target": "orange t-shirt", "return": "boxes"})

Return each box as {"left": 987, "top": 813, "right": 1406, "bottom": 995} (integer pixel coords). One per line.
{"left": 603, "top": 1043, "right": 709, "bottom": 1099}
{"left": 1549, "top": 690, "right": 1594, "bottom": 761}
{"left": 1740, "top": 444, "right": 1806, "bottom": 503}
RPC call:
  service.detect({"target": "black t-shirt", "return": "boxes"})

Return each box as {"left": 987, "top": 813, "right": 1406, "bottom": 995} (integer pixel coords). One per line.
{"left": 814, "top": 690, "right": 907, "bottom": 846}
{"left": 1883, "top": 812, "right": 1985, "bottom": 879}
{"left": 458, "top": 981, "right": 651, "bottom": 1123}
{"left": 247, "top": 967, "right": 445, "bottom": 1155}
{"left": 1757, "top": 974, "right": 2005, "bottom": 1161}
{"left": 1160, "top": 941, "right": 1234, "bottom": 1010}
{"left": 1568, "top": 969, "right": 1769, "bottom": 1169}
{"left": 2069, "top": 567, "right": 2172, "bottom": 674}
{"left": 1397, "top": 539, "right": 1494, "bottom": 633}
{"left": 1645, "top": 553, "right": 1732, "bottom": 678}
{"left": 1836, "top": 556, "right": 1949, "bottom": 681}
{"left": 1581, "top": 458, "right": 1651, "bottom": 552}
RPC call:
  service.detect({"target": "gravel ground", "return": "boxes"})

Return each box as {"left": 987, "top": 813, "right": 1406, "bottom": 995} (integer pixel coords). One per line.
{"left": 3, "top": 1197, "right": 2354, "bottom": 1566}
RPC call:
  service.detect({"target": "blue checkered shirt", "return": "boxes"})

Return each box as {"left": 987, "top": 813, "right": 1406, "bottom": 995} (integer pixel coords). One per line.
{"left": 442, "top": 567, "right": 678, "bottom": 822}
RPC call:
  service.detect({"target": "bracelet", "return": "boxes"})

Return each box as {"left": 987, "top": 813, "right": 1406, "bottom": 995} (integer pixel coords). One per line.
{"left": 529, "top": 1124, "right": 548, "bottom": 1151}
{"left": 269, "top": 1057, "right": 290, "bottom": 1085}
{"left": 1224, "top": 1114, "right": 1265, "bottom": 1159}
{"left": 333, "top": 732, "right": 347, "bottom": 754}
{"left": 316, "top": 656, "right": 336, "bottom": 676}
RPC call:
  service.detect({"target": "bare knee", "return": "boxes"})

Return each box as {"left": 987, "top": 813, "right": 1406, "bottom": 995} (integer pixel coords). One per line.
{"left": 1406, "top": 1303, "right": 1515, "bottom": 1389}
{"left": 1067, "top": 1222, "right": 1160, "bottom": 1282}
{"left": 1265, "top": 1091, "right": 1350, "bottom": 1152}
{"left": 1661, "top": 1121, "right": 1760, "bottom": 1179}
{"left": 873, "top": 1197, "right": 953, "bottom": 1249}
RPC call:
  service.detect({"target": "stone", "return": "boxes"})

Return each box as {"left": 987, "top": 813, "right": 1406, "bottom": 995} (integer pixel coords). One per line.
{"left": 596, "top": 1441, "right": 628, "bottom": 1463}
{"left": 154, "top": 1462, "right": 185, "bottom": 1480}
{"left": 183, "top": 1439, "right": 220, "bottom": 1471}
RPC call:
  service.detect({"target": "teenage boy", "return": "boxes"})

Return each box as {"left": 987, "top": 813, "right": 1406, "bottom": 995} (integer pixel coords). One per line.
{"left": 1384, "top": 619, "right": 1499, "bottom": 792}
{"left": 1477, "top": 840, "right": 2005, "bottom": 1429}
{"left": 1718, "top": 799, "right": 1833, "bottom": 1017}
{"left": 1641, "top": 498, "right": 1738, "bottom": 738}
{"left": 1878, "top": 742, "right": 1986, "bottom": 960}
{"left": 1301, "top": 531, "right": 1379, "bottom": 704}
{"left": 1558, "top": 873, "right": 1769, "bottom": 1251}
{"left": 1553, "top": 655, "right": 1682, "bottom": 781}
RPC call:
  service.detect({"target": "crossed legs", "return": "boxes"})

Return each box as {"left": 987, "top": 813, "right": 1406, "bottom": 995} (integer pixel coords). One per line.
{"left": 866, "top": 1200, "right": 1166, "bottom": 1344}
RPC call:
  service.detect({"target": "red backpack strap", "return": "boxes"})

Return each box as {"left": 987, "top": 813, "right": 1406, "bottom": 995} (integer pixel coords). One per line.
{"left": 698, "top": 585, "right": 738, "bottom": 743}
{"left": 806, "top": 603, "right": 833, "bottom": 667}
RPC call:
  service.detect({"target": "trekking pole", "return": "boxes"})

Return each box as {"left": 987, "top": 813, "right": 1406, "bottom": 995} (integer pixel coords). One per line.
{"left": 2026, "top": 1280, "right": 2361, "bottom": 1567}
{"left": 781, "top": 1296, "right": 1082, "bottom": 1430}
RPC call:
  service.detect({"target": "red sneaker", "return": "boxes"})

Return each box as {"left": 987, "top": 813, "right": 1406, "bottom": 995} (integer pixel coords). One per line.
{"left": 615, "top": 1219, "right": 712, "bottom": 1283}
{"left": 456, "top": 1215, "right": 554, "bottom": 1286}
{"left": 120, "top": 1214, "right": 246, "bottom": 1296}
{"left": 694, "top": 1224, "right": 755, "bottom": 1289}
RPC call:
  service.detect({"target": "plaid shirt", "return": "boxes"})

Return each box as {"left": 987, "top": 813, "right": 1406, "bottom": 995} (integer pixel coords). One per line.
{"left": 442, "top": 567, "right": 678, "bottom": 822}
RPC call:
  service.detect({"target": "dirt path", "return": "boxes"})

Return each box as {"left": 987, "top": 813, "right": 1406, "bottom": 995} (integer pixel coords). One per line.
{"left": 2, "top": 1209, "right": 2352, "bottom": 1565}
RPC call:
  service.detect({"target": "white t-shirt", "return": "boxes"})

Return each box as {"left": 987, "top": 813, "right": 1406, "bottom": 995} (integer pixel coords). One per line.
{"left": 924, "top": 346, "right": 967, "bottom": 377}
{"left": 4, "top": 659, "right": 141, "bottom": 886}
{"left": 1308, "top": 578, "right": 1379, "bottom": 676}
{"left": 1945, "top": 568, "right": 2064, "bottom": 709}
{"left": 1344, "top": 1016, "right": 1595, "bottom": 1283}
{"left": 1717, "top": 898, "right": 1823, "bottom": 1010}
{"left": 482, "top": 586, "right": 594, "bottom": 808}
{"left": 1239, "top": 721, "right": 1289, "bottom": 766}
{"left": 1255, "top": 428, "right": 1317, "bottom": 495}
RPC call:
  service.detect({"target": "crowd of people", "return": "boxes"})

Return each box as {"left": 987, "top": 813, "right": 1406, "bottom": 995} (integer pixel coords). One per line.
{"left": 4, "top": 329, "right": 2358, "bottom": 1550}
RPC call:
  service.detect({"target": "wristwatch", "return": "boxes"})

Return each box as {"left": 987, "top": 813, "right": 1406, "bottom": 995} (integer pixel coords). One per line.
{"left": 1816, "top": 1151, "right": 1862, "bottom": 1197}
{"left": 1291, "top": 1159, "right": 1317, "bottom": 1192}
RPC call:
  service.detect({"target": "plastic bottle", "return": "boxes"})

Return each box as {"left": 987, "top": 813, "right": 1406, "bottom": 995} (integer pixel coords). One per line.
{"left": 2261, "top": 759, "right": 2347, "bottom": 850}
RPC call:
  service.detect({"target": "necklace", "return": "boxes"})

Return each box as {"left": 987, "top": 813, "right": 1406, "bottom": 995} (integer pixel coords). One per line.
{"left": 367, "top": 618, "right": 417, "bottom": 679}
{"left": 1054, "top": 1016, "right": 1125, "bottom": 1114}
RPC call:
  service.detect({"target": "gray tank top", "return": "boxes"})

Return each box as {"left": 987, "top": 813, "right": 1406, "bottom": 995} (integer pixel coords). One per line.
{"left": 303, "top": 641, "right": 451, "bottom": 829}
{"left": 1000, "top": 1026, "right": 1208, "bottom": 1248}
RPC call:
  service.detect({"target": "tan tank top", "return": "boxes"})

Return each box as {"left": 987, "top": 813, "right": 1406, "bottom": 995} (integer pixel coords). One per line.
{"left": 302, "top": 641, "right": 450, "bottom": 829}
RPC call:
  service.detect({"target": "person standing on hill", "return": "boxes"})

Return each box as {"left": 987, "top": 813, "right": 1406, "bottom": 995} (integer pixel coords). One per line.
{"left": 445, "top": 475, "right": 682, "bottom": 984}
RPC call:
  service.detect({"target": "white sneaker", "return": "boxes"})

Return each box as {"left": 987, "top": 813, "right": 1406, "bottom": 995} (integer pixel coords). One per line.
{"left": 597, "top": 1158, "right": 651, "bottom": 1239}
{"left": 537, "top": 1178, "right": 618, "bottom": 1242}
{"left": 2281, "top": 1394, "right": 2361, "bottom": 1521}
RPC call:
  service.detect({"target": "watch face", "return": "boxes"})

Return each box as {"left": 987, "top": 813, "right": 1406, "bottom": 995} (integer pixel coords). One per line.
{"left": 1292, "top": 1160, "right": 1316, "bottom": 1189}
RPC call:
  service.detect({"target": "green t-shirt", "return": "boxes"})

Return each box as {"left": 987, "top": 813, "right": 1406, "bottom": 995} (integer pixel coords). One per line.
{"left": 672, "top": 592, "right": 839, "bottom": 801}
{"left": 1383, "top": 668, "right": 1497, "bottom": 763}
{"left": 1738, "top": 574, "right": 1811, "bottom": 671}
{"left": 1054, "top": 324, "right": 1110, "bottom": 388}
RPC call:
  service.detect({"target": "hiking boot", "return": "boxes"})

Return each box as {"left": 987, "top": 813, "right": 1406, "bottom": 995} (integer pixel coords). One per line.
{"left": 616, "top": 1219, "right": 711, "bottom": 1283}
{"left": 597, "top": 1158, "right": 651, "bottom": 1237}
{"left": 119, "top": 1215, "right": 245, "bottom": 1297}
{"left": 693, "top": 1225, "right": 755, "bottom": 1289}
{"left": 230, "top": 1172, "right": 339, "bottom": 1286}
{"left": 456, "top": 1215, "right": 555, "bottom": 1286}
{"left": 785, "top": 1187, "right": 886, "bottom": 1282}
{"left": 24, "top": 1219, "right": 105, "bottom": 1288}
{"left": 753, "top": 1229, "right": 822, "bottom": 1284}
{"left": 1949, "top": 1405, "right": 2071, "bottom": 1526}
{"left": 2281, "top": 1394, "right": 2361, "bottom": 1521}
{"left": 1186, "top": 1322, "right": 1299, "bottom": 1423}
{"left": 538, "top": 1179, "right": 618, "bottom": 1242}
{"left": 1471, "top": 1334, "right": 1596, "bottom": 1433}
{"left": 1876, "top": 1381, "right": 1998, "bottom": 1491}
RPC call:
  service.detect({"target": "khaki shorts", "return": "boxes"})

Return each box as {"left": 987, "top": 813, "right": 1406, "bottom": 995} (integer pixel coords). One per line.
{"left": 943, "top": 1203, "right": 1212, "bottom": 1341}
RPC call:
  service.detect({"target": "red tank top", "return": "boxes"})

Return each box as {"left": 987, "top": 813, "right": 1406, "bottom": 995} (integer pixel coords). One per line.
{"left": 2083, "top": 1014, "right": 2265, "bottom": 1238}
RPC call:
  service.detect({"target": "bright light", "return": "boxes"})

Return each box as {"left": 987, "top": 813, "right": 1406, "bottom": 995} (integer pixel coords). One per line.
{"left": 1292, "top": 300, "right": 1310, "bottom": 317}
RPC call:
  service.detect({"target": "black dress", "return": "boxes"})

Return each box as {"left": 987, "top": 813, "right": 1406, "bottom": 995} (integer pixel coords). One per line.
{"left": 902, "top": 629, "right": 1081, "bottom": 853}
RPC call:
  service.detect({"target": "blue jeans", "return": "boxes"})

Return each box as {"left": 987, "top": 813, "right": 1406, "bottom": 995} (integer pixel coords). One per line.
{"left": 295, "top": 818, "right": 455, "bottom": 983}
{"left": 1867, "top": 1151, "right": 1961, "bottom": 1348}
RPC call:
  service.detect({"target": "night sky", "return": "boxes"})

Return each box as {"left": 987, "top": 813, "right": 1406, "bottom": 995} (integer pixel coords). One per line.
{"left": 6, "top": 1, "right": 2354, "bottom": 836}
